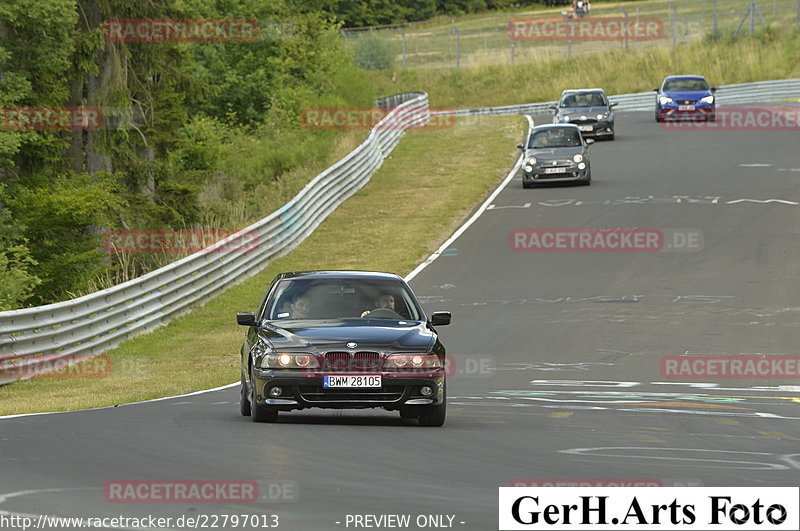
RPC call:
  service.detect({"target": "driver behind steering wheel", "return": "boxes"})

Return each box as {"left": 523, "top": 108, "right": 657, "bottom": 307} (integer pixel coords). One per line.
{"left": 361, "top": 293, "right": 398, "bottom": 318}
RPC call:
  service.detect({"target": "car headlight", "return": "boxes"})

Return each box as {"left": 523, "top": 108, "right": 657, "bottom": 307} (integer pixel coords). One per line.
{"left": 261, "top": 352, "right": 320, "bottom": 369}
{"left": 597, "top": 112, "right": 608, "bottom": 120}
{"left": 573, "top": 154, "right": 583, "bottom": 163}
{"left": 527, "top": 157, "right": 537, "bottom": 166}
{"left": 700, "top": 95, "right": 714, "bottom": 104}
{"left": 559, "top": 114, "right": 570, "bottom": 122}
{"left": 384, "top": 353, "right": 442, "bottom": 370}
{"left": 524, "top": 166, "right": 533, "bottom": 173}
{"left": 578, "top": 162, "right": 586, "bottom": 170}
{"left": 659, "top": 96, "right": 673, "bottom": 105}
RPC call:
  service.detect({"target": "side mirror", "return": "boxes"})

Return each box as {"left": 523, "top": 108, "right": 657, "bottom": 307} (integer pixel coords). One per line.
{"left": 430, "top": 311, "right": 451, "bottom": 326}
{"left": 710, "top": 87, "right": 717, "bottom": 92}
{"left": 653, "top": 88, "right": 660, "bottom": 92}
{"left": 516, "top": 143, "right": 525, "bottom": 150}
{"left": 237, "top": 312, "right": 257, "bottom": 326}
{"left": 585, "top": 138, "right": 595, "bottom": 145}
{"left": 547, "top": 104, "right": 558, "bottom": 111}
{"left": 609, "top": 102, "right": 618, "bottom": 108}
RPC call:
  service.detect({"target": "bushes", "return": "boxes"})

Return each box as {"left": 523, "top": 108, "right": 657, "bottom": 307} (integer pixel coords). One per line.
{"left": 352, "top": 32, "right": 397, "bottom": 70}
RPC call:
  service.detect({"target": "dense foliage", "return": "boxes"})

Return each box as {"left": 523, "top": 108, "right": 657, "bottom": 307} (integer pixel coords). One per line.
{"left": 0, "top": 0, "right": 372, "bottom": 307}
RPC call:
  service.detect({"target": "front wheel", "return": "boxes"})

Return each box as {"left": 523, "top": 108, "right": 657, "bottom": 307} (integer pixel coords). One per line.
{"left": 240, "top": 372, "right": 251, "bottom": 416}
{"left": 250, "top": 366, "right": 278, "bottom": 423}
{"left": 418, "top": 383, "right": 446, "bottom": 427}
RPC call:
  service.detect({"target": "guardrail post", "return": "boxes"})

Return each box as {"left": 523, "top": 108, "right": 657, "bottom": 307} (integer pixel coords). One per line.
{"left": 400, "top": 29, "right": 407, "bottom": 68}
{"left": 620, "top": 8, "right": 629, "bottom": 49}
{"left": 713, "top": 0, "right": 719, "bottom": 35}
{"left": 668, "top": 2, "right": 677, "bottom": 49}
{"left": 454, "top": 27, "right": 461, "bottom": 70}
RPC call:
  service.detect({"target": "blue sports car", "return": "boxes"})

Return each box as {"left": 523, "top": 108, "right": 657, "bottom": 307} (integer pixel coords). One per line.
{"left": 654, "top": 75, "right": 717, "bottom": 122}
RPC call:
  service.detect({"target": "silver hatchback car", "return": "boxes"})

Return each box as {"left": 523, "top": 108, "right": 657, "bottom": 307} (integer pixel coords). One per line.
{"left": 517, "top": 124, "right": 593, "bottom": 188}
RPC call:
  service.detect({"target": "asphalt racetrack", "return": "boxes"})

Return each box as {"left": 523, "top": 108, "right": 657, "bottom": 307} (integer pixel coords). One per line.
{"left": 2, "top": 108, "right": 800, "bottom": 530}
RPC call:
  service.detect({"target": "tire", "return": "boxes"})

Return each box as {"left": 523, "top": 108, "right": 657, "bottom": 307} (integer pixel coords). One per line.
{"left": 418, "top": 383, "right": 446, "bottom": 427}
{"left": 399, "top": 407, "right": 418, "bottom": 419}
{"left": 608, "top": 130, "right": 615, "bottom": 141}
{"left": 655, "top": 114, "right": 664, "bottom": 122}
{"left": 240, "top": 372, "right": 251, "bottom": 417}
{"left": 250, "top": 366, "right": 278, "bottom": 423}
{"left": 583, "top": 171, "right": 592, "bottom": 186}
{"left": 522, "top": 181, "right": 532, "bottom": 189}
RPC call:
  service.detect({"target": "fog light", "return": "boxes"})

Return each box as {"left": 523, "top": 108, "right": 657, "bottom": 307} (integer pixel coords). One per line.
{"left": 269, "top": 387, "right": 283, "bottom": 397}
{"left": 420, "top": 386, "right": 433, "bottom": 397}
{"left": 578, "top": 162, "right": 586, "bottom": 170}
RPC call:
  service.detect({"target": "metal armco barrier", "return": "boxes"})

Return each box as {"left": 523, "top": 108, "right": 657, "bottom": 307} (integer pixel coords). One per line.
{"left": 430, "top": 78, "right": 800, "bottom": 116}
{"left": 0, "top": 92, "right": 428, "bottom": 384}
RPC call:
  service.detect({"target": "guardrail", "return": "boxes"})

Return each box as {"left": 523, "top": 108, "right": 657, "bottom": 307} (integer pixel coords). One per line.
{"left": 431, "top": 78, "right": 800, "bottom": 116}
{"left": 3, "top": 79, "right": 799, "bottom": 383}
{"left": 0, "top": 92, "right": 428, "bottom": 383}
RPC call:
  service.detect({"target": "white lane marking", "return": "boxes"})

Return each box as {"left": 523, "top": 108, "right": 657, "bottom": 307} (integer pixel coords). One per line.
{"left": 523, "top": 379, "right": 800, "bottom": 393}
{"left": 561, "top": 447, "right": 797, "bottom": 470}
{"left": 0, "top": 382, "right": 237, "bottom": 420}
{"left": 726, "top": 198, "right": 800, "bottom": 204}
{"left": 487, "top": 203, "right": 531, "bottom": 210}
{"left": 739, "top": 163, "right": 772, "bottom": 167}
{"left": 405, "top": 114, "right": 533, "bottom": 281}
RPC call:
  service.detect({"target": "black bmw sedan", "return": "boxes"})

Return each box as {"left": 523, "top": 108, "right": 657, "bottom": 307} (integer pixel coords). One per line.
{"left": 237, "top": 271, "right": 451, "bottom": 426}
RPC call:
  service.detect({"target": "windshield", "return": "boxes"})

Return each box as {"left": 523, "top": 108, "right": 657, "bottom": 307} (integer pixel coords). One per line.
{"left": 264, "top": 278, "right": 423, "bottom": 320}
{"left": 663, "top": 78, "right": 710, "bottom": 91}
{"left": 529, "top": 128, "right": 583, "bottom": 149}
{"left": 560, "top": 92, "right": 607, "bottom": 107}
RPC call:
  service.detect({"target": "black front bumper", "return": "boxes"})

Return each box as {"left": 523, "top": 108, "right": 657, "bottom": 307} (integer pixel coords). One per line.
{"left": 251, "top": 369, "right": 445, "bottom": 411}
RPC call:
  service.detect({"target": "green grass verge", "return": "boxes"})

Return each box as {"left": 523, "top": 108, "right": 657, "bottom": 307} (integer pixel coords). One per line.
{"left": 0, "top": 114, "right": 523, "bottom": 415}
{"left": 367, "top": 28, "right": 800, "bottom": 108}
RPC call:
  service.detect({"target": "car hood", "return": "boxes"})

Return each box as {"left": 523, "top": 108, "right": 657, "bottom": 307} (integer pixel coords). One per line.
{"left": 259, "top": 319, "right": 435, "bottom": 352}
{"left": 557, "top": 106, "right": 609, "bottom": 115}
{"left": 661, "top": 90, "right": 711, "bottom": 100}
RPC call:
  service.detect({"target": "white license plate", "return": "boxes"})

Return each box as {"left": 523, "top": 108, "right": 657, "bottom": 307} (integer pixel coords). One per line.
{"left": 678, "top": 105, "right": 695, "bottom": 111}
{"left": 323, "top": 375, "right": 381, "bottom": 388}
{"left": 578, "top": 125, "right": 593, "bottom": 131}
{"left": 544, "top": 167, "right": 567, "bottom": 174}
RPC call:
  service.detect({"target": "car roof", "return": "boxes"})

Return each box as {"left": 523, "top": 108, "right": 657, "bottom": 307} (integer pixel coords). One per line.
{"left": 560, "top": 88, "right": 606, "bottom": 95}
{"left": 531, "top": 123, "right": 580, "bottom": 131}
{"left": 663, "top": 75, "right": 707, "bottom": 81}
{"left": 277, "top": 270, "right": 404, "bottom": 281}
